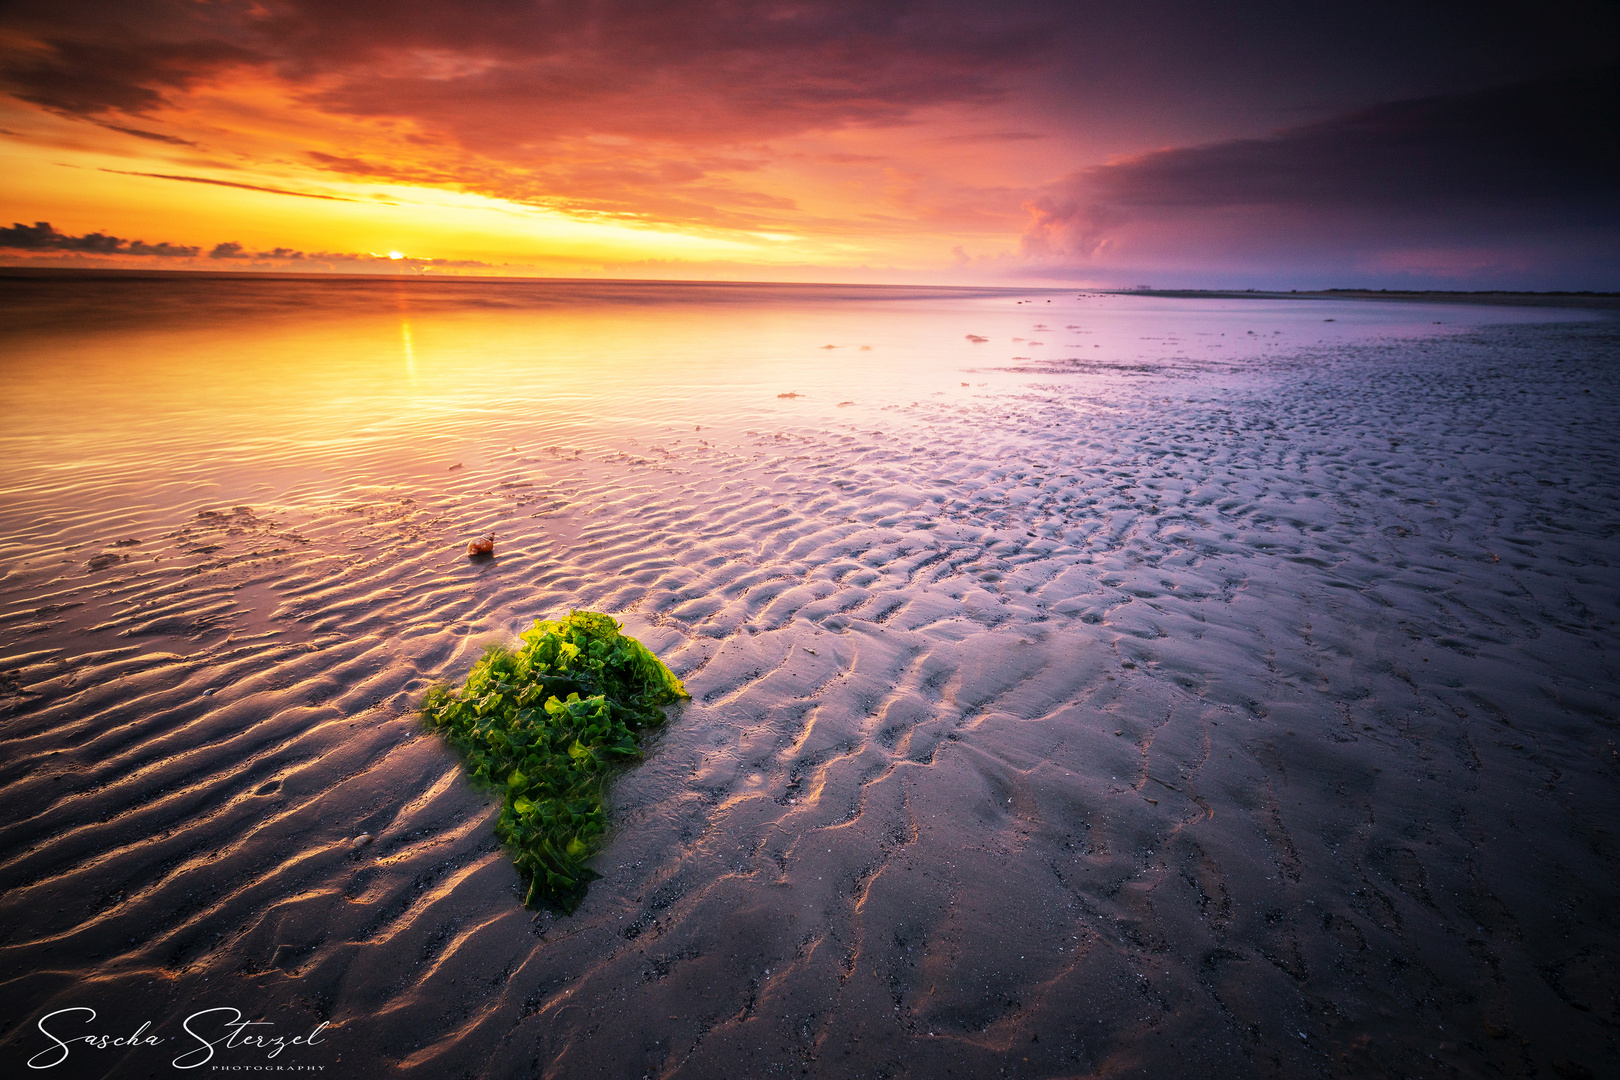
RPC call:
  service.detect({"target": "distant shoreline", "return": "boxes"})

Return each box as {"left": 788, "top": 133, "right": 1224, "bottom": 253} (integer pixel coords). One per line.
{"left": 0, "top": 265, "right": 1023, "bottom": 294}
{"left": 1107, "top": 287, "right": 1620, "bottom": 310}
{"left": 2, "top": 265, "right": 1615, "bottom": 309}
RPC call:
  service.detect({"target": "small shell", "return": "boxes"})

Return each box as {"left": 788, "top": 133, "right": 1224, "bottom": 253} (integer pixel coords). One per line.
{"left": 466, "top": 533, "right": 495, "bottom": 557}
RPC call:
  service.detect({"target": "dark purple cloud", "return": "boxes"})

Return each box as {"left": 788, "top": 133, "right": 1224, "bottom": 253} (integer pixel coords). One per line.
{"left": 1, "top": 0, "right": 1054, "bottom": 141}
{"left": 1023, "top": 68, "right": 1620, "bottom": 284}
{"left": 10, "top": 1, "right": 1613, "bottom": 148}
{"left": 1101, "top": 70, "right": 1615, "bottom": 212}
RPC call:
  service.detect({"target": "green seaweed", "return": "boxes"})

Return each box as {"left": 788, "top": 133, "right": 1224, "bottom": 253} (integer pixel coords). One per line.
{"left": 421, "top": 610, "right": 689, "bottom": 911}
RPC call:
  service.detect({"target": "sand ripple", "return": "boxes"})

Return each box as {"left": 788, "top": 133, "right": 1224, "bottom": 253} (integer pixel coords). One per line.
{"left": 2, "top": 317, "right": 1618, "bottom": 1078}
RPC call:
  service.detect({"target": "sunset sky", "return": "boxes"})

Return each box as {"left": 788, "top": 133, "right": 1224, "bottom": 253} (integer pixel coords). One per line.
{"left": 1, "top": 1, "right": 1616, "bottom": 288}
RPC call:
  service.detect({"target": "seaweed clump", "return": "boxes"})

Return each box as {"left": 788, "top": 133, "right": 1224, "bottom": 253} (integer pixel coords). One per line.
{"left": 422, "top": 611, "right": 688, "bottom": 910}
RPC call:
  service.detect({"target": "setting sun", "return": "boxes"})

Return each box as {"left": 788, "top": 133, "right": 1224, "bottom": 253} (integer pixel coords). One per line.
{"left": 2, "top": 3, "right": 1614, "bottom": 287}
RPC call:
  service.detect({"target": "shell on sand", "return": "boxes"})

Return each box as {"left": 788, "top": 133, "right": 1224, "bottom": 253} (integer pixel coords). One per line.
{"left": 466, "top": 533, "right": 495, "bottom": 557}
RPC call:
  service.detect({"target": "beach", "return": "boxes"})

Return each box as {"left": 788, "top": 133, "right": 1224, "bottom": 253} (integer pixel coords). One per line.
{"left": 1, "top": 276, "right": 1616, "bottom": 1079}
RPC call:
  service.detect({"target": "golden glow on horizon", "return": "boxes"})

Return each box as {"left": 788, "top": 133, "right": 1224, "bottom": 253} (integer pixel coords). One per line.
{"left": 0, "top": 128, "right": 842, "bottom": 272}
{"left": 0, "top": 58, "right": 1057, "bottom": 281}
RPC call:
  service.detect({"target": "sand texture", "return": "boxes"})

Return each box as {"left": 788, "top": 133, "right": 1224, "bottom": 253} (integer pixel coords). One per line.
{"left": 0, "top": 283, "right": 1617, "bottom": 1079}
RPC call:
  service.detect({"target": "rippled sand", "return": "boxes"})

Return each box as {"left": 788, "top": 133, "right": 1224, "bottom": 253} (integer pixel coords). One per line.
{"left": 1, "top": 277, "right": 1616, "bottom": 1079}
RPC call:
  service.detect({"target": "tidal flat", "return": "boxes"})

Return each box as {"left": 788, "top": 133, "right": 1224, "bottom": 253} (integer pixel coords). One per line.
{"left": 0, "top": 274, "right": 1616, "bottom": 1078}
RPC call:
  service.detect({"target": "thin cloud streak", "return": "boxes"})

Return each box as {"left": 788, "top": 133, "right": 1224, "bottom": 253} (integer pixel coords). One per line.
{"left": 95, "top": 122, "right": 197, "bottom": 146}
{"left": 99, "top": 169, "right": 364, "bottom": 202}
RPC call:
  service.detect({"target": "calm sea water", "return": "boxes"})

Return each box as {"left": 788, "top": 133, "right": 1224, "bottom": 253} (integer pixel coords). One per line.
{"left": 0, "top": 272, "right": 1584, "bottom": 516}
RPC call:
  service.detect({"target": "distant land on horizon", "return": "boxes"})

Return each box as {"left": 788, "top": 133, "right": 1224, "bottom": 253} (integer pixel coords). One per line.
{"left": 2, "top": 265, "right": 1617, "bottom": 311}
{"left": 1112, "top": 287, "right": 1620, "bottom": 309}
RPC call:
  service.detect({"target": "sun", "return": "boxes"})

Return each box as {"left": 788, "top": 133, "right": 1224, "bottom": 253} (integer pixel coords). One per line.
{"left": 388, "top": 250, "right": 404, "bottom": 260}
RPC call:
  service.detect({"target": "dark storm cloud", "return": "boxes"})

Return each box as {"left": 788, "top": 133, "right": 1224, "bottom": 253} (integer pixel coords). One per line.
{"left": 278, "top": 0, "right": 1057, "bottom": 152}
{"left": 1, "top": 37, "right": 261, "bottom": 117}
{"left": 1024, "top": 68, "right": 1620, "bottom": 260}
{"left": 12, "top": 1, "right": 1610, "bottom": 147}
{"left": 1, "top": 0, "right": 1055, "bottom": 140}
{"left": 5, "top": 2, "right": 1617, "bottom": 198}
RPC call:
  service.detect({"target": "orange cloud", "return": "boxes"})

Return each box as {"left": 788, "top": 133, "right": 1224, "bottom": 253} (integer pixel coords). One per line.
{"left": 2, "top": 2, "right": 1616, "bottom": 286}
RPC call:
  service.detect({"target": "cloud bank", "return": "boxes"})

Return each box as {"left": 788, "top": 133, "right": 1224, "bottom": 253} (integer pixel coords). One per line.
{"left": 0, "top": 220, "right": 200, "bottom": 257}
{"left": 1, "top": 2, "right": 1616, "bottom": 285}
{"left": 1022, "top": 69, "right": 1620, "bottom": 286}
{"left": 1, "top": 222, "right": 492, "bottom": 271}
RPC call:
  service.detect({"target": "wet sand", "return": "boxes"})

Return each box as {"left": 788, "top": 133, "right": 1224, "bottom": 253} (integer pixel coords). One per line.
{"left": 1, "top": 283, "right": 1617, "bottom": 1079}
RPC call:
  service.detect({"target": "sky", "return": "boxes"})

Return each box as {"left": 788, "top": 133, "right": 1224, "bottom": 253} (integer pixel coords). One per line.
{"left": 1, "top": 1, "right": 1616, "bottom": 288}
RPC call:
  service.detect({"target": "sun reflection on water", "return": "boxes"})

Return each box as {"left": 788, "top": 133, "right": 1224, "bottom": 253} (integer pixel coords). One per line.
{"left": 0, "top": 277, "right": 1576, "bottom": 515}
